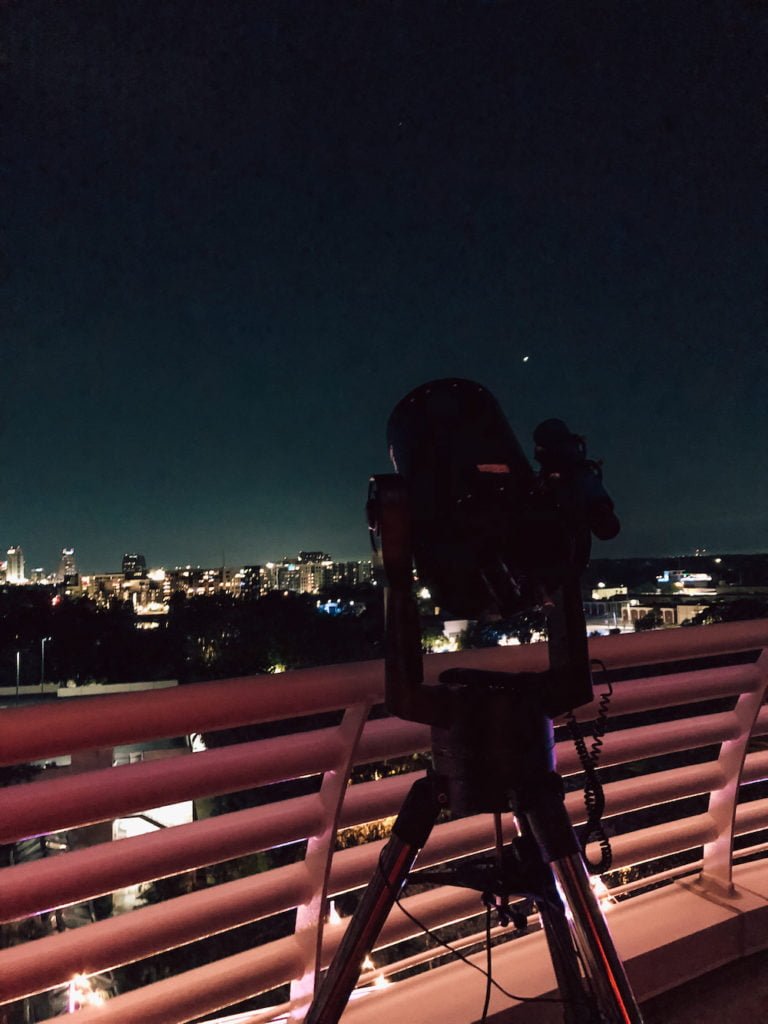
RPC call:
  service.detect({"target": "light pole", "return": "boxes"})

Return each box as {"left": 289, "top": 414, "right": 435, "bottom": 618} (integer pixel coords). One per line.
{"left": 15, "top": 650, "right": 21, "bottom": 698}
{"left": 41, "top": 636, "right": 52, "bottom": 692}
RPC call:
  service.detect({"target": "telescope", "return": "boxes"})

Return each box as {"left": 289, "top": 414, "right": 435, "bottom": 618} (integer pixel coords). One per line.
{"left": 306, "top": 379, "right": 643, "bottom": 1024}
{"left": 377, "top": 377, "right": 619, "bottom": 721}
{"left": 387, "top": 377, "right": 618, "bottom": 623}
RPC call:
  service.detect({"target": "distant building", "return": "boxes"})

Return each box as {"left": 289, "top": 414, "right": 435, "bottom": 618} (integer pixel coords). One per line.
{"left": 276, "top": 561, "right": 301, "bottom": 592}
{"left": 295, "top": 552, "right": 329, "bottom": 593}
{"left": 57, "top": 548, "right": 77, "bottom": 584}
{"left": 261, "top": 563, "right": 279, "bottom": 592}
{"left": 238, "top": 565, "right": 263, "bottom": 598}
{"left": 81, "top": 573, "right": 123, "bottom": 606}
{"left": 620, "top": 599, "right": 708, "bottom": 629}
{"left": 326, "top": 560, "right": 373, "bottom": 588}
{"left": 6, "top": 546, "right": 25, "bottom": 584}
{"left": 122, "top": 553, "right": 147, "bottom": 579}
{"left": 591, "top": 584, "right": 627, "bottom": 600}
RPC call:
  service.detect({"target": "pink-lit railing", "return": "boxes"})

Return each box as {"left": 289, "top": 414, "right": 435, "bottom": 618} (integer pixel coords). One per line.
{"left": 0, "top": 621, "right": 767, "bottom": 1023}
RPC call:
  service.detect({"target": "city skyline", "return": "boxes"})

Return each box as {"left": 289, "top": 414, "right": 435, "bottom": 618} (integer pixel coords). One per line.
{"left": 3, "top": 3, "right": 766, "bottom": 570}
{"left": 2, "top": 543, "right": 375, "bottom": 580}
{"left": 4, "top": 535, "right": 767, "bottom": 582}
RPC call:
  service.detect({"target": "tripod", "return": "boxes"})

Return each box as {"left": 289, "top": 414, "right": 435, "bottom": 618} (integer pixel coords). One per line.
{"left": 304, "top": 472, "right": 643, "bottom": 1023}
{"left": 306, "top": 672, "right": 643, "bottom": 1023}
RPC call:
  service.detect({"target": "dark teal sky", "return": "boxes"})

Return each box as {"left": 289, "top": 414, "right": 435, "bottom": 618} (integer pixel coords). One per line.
{"left": 2, "top": 2, "right": 767, "bottom": 572}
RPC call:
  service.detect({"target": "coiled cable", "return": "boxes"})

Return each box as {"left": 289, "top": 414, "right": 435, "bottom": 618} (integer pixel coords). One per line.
{"left": 565, "top": 659, "right": 613, "bottom": 874}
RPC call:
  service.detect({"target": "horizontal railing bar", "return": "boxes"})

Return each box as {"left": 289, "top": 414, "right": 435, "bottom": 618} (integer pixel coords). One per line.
{"left": 734, "top": 795, "right": 768, "bottom": 834}
{"left": 343, "top": 761, "right": 729, "bottom": 859}
{"left": 753, "top": 704, "right": 768, "bottom": 735}
{"left": 564, "top": 761, "right": 724, "bottom": 822}
{"left": 2, "top": 621, "right": 764, "bottom": 767}
{"left": 0, "top": 796, "right": 324, "bottom": 924}
{"left": 237, "top": 1001, "right": 292, "bottom": 1024}
{"left": 0, "top": 862, "right": 312, "bottom": 1005}
{"left": 584, "top": 620, "right": 768, "bottom": 668}
{"left": 734, "top": 840, "right": 768, "bottom": 861}
{"left": 607, "top": 860, "right": 703, "bottom": 897}
{"left": 327, "top": 816, "right": 498, "bottom": 899}
{"left": 241, "top": 1001, "right": 293, "bottom": 1024}
{"left": 0, "top": 717, "right": 428, "bottom": 844}
{"left": 554, "top": 710, "right": 739, "bottom": 774}
{"left": 562, "top": 663, "right": 761, "bottom": 724}
{"left": 585, "top": 812, "right": 718, "bottom": 871}
{"left": 437, "top": 620, "right": 768, "bottom": 679}
{"left": 742, "top": 748, "right": 768, "bottom": 785}
{"left": 339, "top": 771, "right": 419, "bottom": 829}
{"left": 0, "top": 665, "right": 383, "bottom": 767}
{"left": 54, "top": 931, "right": 307, "bottom": 1024}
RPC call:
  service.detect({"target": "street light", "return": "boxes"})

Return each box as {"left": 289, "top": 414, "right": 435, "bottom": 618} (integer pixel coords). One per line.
{"left": 41, "top": 636, "right": 52, "bottom": 692}
{"left": 15, "top": 650, "right": 20, "bottom": 698}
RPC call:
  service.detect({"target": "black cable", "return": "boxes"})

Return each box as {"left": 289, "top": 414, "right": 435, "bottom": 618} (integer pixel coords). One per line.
{"left": 565, "top": 658, "right": 613, "bottom": 873}
{"left": 389, "top": 886, "right": 569, "bottom": 1005}
{"left": 480, "top": 905, "right": 492, "bottom": 1022}
{"left": 373, "top": 850, "right": 580, "bottom": 1009}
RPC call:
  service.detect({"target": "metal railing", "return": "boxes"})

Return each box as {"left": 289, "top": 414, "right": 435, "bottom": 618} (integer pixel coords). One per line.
{"left": 0, "top": 620, "right": 766, "bottom": 1023}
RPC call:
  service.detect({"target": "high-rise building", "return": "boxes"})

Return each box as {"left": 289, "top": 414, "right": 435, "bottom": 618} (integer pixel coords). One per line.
{"left": 6, "top": 546, "right": 25, "bottom": 584}
{"left": 276, "top": 561, "right": 301, "bottom": 592}
{"left": 122, "top": 553, "right": 147, "bottom": 578}
{"left": 298, "top": 555, "right": 332, "bottom": 594}
{"left": 326, "top": 560, "right": 374, "bottom": 588}
{"left": 238, "top": 565, "right": 263, "bottom": 598}
{"left": 57, "top": 548, "right": 77, "bottom": 583}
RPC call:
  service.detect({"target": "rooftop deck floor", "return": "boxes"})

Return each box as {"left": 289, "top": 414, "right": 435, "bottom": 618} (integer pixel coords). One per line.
{"left": 642, "top": 946, "right": 768, "bottom": 1023}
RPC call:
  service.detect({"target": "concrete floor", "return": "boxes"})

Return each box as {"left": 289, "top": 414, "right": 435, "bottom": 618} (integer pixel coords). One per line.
{"left": 641, "top": 947, "right": 768, "bottom": 1024}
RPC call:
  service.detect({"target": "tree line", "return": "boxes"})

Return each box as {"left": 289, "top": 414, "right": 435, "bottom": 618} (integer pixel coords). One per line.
{"left": 0, "top": 586, "right": 383, "bottom": 687}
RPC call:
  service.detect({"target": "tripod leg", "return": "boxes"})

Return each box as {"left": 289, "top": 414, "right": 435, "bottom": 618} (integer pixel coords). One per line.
{"left": 536, "top": 874, "right": 599, "bottom": 1024}
{"left": 551, "top": 853, "right": 643, "bottom": 1024}
{"left": 304, "top": 775, "right": 441, "bottom": 1024}
{"left": 524, "top": 793, "right": 644, "bottom": 1024}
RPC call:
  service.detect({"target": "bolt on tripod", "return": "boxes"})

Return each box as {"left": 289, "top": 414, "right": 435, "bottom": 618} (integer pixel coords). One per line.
{"left": 304, "top": 380, "right": 644, "bottom": 1024}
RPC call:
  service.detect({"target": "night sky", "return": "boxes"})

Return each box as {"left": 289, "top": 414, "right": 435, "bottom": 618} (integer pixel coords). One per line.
{"left": 3, "top": 2, "right": 767, "bottom": 573}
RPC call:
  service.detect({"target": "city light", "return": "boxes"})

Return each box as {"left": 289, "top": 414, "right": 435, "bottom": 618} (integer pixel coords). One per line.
{"left": 590, "top": 875, "right": 618, "bottom": 909}
{"left": 327, "top": 900, "right": 342, "bottom": 925}
{"left": 67, "top": 973, "right": 108, "bottom": 1012}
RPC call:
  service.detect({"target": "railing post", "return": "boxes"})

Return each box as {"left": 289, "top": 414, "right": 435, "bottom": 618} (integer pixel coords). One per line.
{"left": 700, "top": 651, "right": 768, "bottom": 895}
{"left": 290, "top": 700, "right": 373, "bottom": 1020}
